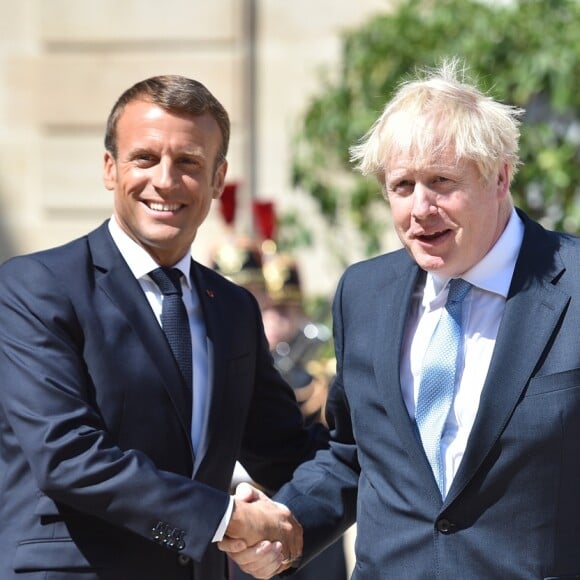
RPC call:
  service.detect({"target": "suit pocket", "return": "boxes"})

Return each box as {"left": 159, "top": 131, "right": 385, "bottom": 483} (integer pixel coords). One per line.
{"left": 17, "top": 495, "right": 109, "bottom": 572}
{"left": 526, "top": 368, "right": 580, "bottom": 397}
{"left": 14, "top": 538, "right": 104, "bottom": 572}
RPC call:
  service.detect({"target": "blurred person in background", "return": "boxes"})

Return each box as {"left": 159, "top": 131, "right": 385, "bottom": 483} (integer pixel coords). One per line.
{"left": 262, "top": 253, "right": 333, "bottom": 428}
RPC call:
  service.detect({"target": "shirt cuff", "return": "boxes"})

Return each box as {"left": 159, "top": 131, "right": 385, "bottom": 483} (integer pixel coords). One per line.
{"left": 212, "top": 495, "right": 234, "bottom": 542}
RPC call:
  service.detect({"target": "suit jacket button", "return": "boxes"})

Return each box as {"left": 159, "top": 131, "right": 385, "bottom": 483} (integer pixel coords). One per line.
{"left": 177, "top": 554, "right": 191, "bottom": 566}
{"left": 436, "top": 518, "right": 455, "bottom": 534}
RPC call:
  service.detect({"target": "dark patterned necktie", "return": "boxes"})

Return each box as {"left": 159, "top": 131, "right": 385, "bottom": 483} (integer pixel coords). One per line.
{"left": 149, "top": 268, "right": 193, "bottom": 392}
{"left": 416, "top": 278, "right": 472, "bottom": 495}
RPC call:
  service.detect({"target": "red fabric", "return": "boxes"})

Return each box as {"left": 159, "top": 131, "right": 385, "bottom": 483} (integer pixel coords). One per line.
{"left": 253, "top": 200, "right": 277, "bottom": 241}
{"left": 219, "top": 183, "right": 238, "bottom": 225}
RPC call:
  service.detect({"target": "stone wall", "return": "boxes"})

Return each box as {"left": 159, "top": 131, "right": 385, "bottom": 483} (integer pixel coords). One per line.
{"left": 0, "top": 0, "right": 391, "bottom": 294}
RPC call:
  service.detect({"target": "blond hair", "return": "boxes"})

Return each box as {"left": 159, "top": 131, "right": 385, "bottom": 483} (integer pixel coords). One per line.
{"left": 350, "top": 58, "right": 524, "bottom": 187}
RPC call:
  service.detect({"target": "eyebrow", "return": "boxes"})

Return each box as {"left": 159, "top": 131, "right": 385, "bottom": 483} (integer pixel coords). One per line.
{"left": 126, "top": 146, "right": 206, "bottom": 159}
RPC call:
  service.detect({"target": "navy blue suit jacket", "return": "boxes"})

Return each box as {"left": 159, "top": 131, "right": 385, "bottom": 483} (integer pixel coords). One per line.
{"left": 0, "top": 222, "right": 323, "bottom": 579}
{"left": 276, "top": 211, "right": 580, "bottom": 579}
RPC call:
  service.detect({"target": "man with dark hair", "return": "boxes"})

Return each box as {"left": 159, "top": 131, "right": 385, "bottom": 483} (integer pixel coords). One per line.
{"left": 0, "top": 75, "right": 324, "bottom": 579}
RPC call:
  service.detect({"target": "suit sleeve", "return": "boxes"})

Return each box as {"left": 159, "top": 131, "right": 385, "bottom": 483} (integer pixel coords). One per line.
{"left": 273, "top": 273, "right": 359, "bottom": 564}
{"left": 0, "top": 255, "right": 228, "bottom": 563}
{"left": 234, "top": 287, "right": 329, "bottom": 493}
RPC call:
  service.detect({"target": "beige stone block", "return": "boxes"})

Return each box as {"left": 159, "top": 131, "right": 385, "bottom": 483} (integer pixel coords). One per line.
{"left": 38, "top": 0, "right": 241, "bottom": 43}
{"left": 5, "top": 52, "right": 243, "bottom": 127}
{"left": 41, "top": 132, "right": 110, "bottom": 211}
{"left": 0, "top": 1, "right": 35, "bottom": 53}
{"left": 17, "top": 218, "right": 108, "bottom": 254}
{"left": 261, "top": 0, "right": 391, "bottom": 39}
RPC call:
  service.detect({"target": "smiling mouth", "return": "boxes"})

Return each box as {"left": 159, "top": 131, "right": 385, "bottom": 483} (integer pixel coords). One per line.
{"left": 146, "top": 201, "right": 182, "bottom": 212}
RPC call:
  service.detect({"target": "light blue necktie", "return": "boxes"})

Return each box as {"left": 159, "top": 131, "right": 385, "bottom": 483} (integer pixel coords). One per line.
{"left": 416, "top": 278, "right": 472, "bottom": 495}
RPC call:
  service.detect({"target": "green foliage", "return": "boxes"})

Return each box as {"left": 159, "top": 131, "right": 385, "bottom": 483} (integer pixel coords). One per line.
{"left": 291, "top": 0, "right": 580, "bottom": 260}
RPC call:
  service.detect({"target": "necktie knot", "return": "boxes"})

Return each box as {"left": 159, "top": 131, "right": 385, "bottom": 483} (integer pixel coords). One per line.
{"left": 149, "top": 268, "right": 183, "bottom": 297}
{"left": 447, "top": 278, "right": 472, "bottom": 304}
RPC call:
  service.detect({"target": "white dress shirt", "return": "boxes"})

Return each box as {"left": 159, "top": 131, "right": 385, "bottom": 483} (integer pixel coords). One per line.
{"left": 400, "top": 208, "right": 524, "bottom": 497}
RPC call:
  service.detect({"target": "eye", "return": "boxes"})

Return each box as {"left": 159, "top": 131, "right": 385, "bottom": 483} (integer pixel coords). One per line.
{"left": 182, "top": 157, "right": 201, "bottom": 166}
{"left": 177, "top": 156, "right": 203, "bottom": 169}
{"left": 388, "top": 179, "right": 415, "bottom": 195}
{"left": 130, "top": 152, "right": 157, "bottom": 167}
{"left": 431, "top": 175, "right": 457, "bottom": 192}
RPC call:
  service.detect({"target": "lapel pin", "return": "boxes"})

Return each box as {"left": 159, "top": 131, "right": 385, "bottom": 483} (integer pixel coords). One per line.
{"left": 206, "top": 289, "right": 215, "bottom": 298}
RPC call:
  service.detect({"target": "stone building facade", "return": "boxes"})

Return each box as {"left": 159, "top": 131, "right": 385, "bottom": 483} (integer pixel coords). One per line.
{"left": 0, "top": 0, "right": 391, "bottom": 294}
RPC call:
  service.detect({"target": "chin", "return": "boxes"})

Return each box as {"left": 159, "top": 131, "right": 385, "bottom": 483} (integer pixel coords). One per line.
{"left": 411, "top": 251, "right": 444, "bottom": 272}
{"left": 421, "top": 261, "right": 456, "bottom": 278}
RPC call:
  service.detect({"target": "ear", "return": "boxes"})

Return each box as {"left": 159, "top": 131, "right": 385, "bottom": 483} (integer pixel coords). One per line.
{"left": 103, "top": 151, "right": 117, "bottom": 191}
{"left": 496, "top": 162, "right": 510, "bottom": 199}
{"left": 212, "top": 159, "right": 228, "bottom": 200}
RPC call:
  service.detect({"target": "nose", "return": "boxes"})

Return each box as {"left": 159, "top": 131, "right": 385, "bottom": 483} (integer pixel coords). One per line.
{"left": 152, "top": 158, "right": 179, "bottom": 191}
{"left": 411, "top": 182, "right": 437, "bottom": 220}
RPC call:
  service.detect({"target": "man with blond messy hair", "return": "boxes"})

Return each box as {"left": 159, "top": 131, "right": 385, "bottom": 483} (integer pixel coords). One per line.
{"left": 221, "top": 59, "right": 580, "bottom": 579}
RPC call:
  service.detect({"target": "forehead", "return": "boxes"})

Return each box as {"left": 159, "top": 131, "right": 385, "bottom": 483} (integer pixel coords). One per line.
{"left": 115, "top": 100, "right": 220, "bottom": 148}
{"left": 384, "top": 148, "right": 486, "bottom": 190}
{"left": 386, "top": 145, "right": 462, "bottom": 174}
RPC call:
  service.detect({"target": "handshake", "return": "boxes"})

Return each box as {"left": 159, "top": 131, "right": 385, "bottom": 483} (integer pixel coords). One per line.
{"left": 219, "top": 482, "right": 303, "bottom": 579}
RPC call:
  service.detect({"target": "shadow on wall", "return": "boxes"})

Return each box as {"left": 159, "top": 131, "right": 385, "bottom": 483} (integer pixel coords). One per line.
{"left": 0, "top": 187, "right": 17, "bottom": 265}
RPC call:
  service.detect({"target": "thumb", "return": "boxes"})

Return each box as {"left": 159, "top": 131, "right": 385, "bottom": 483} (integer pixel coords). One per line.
{"left": 235, "top": 482, "right": 266, "bottom": 503}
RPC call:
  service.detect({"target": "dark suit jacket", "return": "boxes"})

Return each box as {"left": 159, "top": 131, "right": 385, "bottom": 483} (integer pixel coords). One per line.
{"left": 0, "top": 222, "right": 324, "bottom": 579}
{"left": 276, "top": 210, "right": 580, "bottom": 579}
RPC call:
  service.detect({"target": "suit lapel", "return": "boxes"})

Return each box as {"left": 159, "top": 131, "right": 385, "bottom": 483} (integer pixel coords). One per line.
{"left": 87, "top": 224, "right": 194, "bottom": 450}
{"left": 189, "top": 263, "right": 224, "bottom": 473}
{"left": 446, "top": 214, "right": 569, "bottom": 505}
{"left": 373, "top": 254, "right": 435, "bottom": 479}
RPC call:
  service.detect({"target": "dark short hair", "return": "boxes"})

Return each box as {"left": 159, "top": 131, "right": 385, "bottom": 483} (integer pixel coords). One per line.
{"left": 104, "top": 75, "right": 230, "bottom": 166}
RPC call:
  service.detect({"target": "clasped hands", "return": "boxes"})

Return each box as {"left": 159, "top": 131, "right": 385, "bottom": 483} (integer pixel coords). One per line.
{"left": 218, "top": 482, "right": 303, "bottom": 579}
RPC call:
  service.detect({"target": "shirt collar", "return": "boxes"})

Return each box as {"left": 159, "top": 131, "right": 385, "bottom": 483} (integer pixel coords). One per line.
{"left": 424, "top": 208, "right": 524, "bottom": 307}
{"left": 108, "top": 215, "right": 192, "bottom": 288}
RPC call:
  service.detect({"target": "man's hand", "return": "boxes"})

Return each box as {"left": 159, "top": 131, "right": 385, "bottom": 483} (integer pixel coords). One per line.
{"left": 220, "top": 538, "right": 288, "bottom": 579}
{"left": 218, "top": 482, "right": 303, "bottom": 578}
